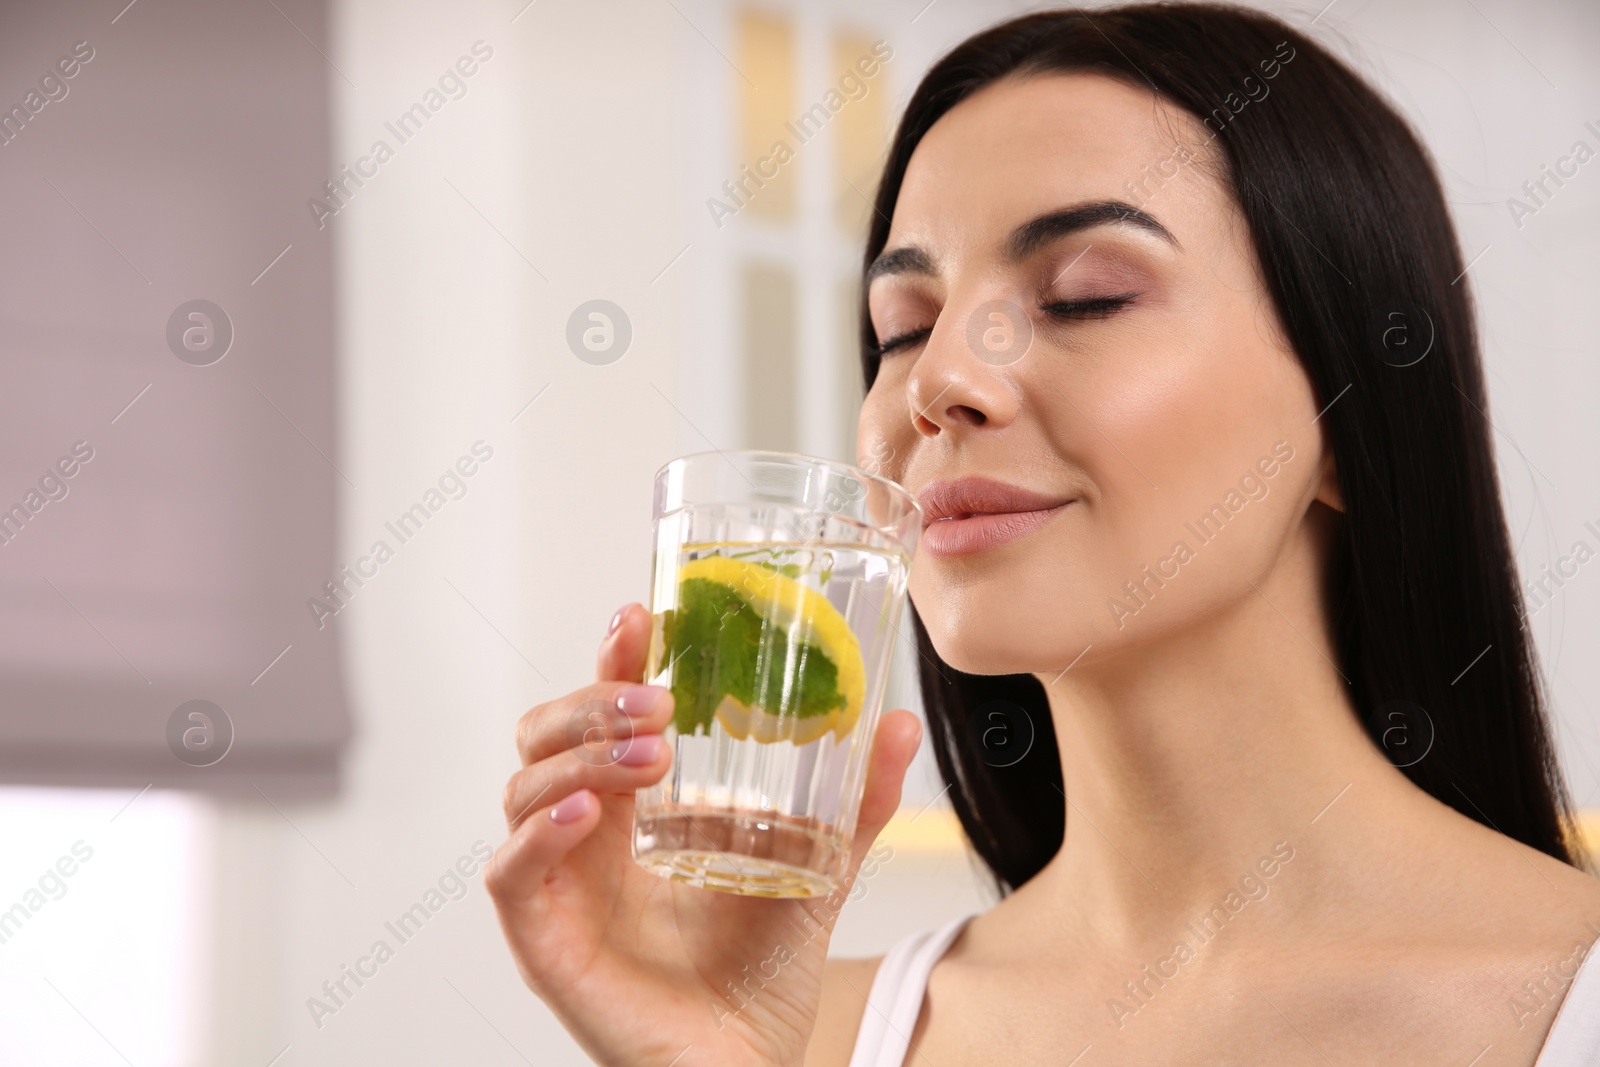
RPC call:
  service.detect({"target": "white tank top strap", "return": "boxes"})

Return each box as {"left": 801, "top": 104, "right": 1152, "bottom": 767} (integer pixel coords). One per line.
{"left": 1534, "top": 936, "right": 1600, "bottom": 1066}
{"left": 846, "top": 913, "right": 976, "bottom": 1067}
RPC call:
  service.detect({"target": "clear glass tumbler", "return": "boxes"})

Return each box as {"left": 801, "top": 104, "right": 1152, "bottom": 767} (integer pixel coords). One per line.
{"left": 631, "top": 449, "right": 922, "bottom": 898}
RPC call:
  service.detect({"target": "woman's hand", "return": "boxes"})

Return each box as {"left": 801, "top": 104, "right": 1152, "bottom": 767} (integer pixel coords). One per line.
{"left": 486, "top": 602, "right": 923, "bottom": 1067}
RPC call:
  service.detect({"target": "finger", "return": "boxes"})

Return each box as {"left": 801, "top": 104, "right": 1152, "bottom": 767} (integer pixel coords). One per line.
{"left": 596, "top": 602, "right": 653, "bottom": 684}
{"left": 485, "top": 788, "right": 603, "bottom": 908}
{"left": 502, "top": 738, "right": 673, "bottom": 831}
{"left": 515, "top": 682, "right": 674, "bottom": 767}
{"left": 849, "top": 709, "right": 923, "bottom": 860}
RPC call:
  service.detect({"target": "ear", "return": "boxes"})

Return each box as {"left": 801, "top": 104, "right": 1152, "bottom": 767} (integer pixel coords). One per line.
{"left": 1313, "top": 447, "right": 1344, "bottom": 513}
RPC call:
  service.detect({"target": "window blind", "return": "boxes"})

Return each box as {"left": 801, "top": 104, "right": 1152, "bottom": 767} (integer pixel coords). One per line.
{"left": 0, "top": 0, "right": 350, "bottom": 798}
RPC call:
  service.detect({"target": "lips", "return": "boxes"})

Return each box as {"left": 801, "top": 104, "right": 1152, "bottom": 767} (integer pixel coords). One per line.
{"left": 916, "top": 476, "right": 1074, "bottom": 557}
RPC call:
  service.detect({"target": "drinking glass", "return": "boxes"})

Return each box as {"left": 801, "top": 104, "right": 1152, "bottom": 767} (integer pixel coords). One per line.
{"left": 631, "top": 449, "right": 922, "bottom": 898}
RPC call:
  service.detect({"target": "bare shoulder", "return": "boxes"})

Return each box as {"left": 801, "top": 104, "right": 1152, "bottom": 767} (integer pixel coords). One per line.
{"left": 1519, "top": 846, "right": 1600, "bottom": 957}
{"left": 1456, "top": 840, "right": 1600, "bottom": 990}
{"left": 1536, "top": 847, "right": 1600, "bottom": 912}
{"left": 1423, "top": 813, "right": 1600, "bottom": 967}
{"left": 1333, "top": 824, "right": 1600, "bottom": 1054}
{"left": 803, "top": 955, "right": 883, "bottom": 1067}
{"left": 1465, "top": 820, "right": 1600, "bottom": 931}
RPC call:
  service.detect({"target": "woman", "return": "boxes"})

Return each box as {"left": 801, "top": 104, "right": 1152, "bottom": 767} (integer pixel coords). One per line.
{"left": 487, "top": 5, "right": 1600, "bottom": 1064}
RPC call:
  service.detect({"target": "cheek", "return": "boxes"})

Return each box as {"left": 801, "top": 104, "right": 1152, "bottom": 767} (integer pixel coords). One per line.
{"left": 1048, "top": 320, "right": 1222, "bottom": 517}
{"left": 1014, "top": 312, "right": 1316, "bottom": 647}
{"left": 1059, "top": 297, "right": 1308, "bottom": 528}
{"left": 857, "top": 369, "right": 918, "bottom": 471}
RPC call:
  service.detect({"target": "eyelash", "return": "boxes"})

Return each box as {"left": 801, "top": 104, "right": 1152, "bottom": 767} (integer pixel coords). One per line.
{"left": 875, "top": 327, "right": 931, "bottom": 357}
{"left": 1042, "top": 293, "right": 1137, "bottom": 318}
{"left": 874, "top": 294, "right": 1138, "bottom": 357}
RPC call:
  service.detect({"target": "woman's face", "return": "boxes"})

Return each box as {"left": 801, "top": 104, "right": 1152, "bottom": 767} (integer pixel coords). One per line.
{"left": 860, "top": 72, "right": 1333, "bottom": 676}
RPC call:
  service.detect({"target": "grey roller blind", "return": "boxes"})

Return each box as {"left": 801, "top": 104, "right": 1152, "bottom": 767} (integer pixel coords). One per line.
{"left": 0, "top": 0, "right": 349, "bottom": 797}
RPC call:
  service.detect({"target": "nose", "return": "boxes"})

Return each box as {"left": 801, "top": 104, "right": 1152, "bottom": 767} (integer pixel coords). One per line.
{"left": 905, "top": 305, "right": 1022, "bottom": 437}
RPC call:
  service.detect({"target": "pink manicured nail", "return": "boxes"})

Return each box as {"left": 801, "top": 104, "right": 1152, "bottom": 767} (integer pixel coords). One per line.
{"left": 550, "top": 790, "right": 592, "bottom": 824}
{"left": 607, "top": 605, "right": 629, "bottom": 636}
{"left": 612, "top": 734, "right": 663, "bottom": 767}
{"left": 616, "top": 684, "right": 667, "bottom": 718}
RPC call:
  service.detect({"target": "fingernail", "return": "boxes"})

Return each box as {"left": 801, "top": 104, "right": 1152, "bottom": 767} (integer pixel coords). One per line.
{"left": 550, "top": 790, "right": 592, "bottom": 824}
{"left": 612, "top": 733, "right": 663, "bottom": 767}
{"left": 616, "top": 684, "right": 667, "bottom": 718}
{"left": 607, "top": 605, "right": 629, "bottom": 636}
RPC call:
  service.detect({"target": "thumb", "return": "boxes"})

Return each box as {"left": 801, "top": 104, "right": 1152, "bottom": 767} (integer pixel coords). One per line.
{"left": 845, "top": 709, "right": 923, "bottom": 871}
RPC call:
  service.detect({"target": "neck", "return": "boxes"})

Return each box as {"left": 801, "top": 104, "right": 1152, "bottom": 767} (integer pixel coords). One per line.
{"left": 1023, "top": 520, "right": 1419, "bottom": 943}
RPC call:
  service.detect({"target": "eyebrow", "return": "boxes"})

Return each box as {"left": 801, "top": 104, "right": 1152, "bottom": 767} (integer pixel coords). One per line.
{"left": 866, "top": 199, "right": 1178, "bottom": 283}
{"left": 864, "top": 245, "right": 937, "bottom": 284}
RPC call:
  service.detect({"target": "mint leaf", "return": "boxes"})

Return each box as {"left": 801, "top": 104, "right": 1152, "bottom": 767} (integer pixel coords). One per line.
{"left": 660, "top": 576, "right": 847, "bottom": 737}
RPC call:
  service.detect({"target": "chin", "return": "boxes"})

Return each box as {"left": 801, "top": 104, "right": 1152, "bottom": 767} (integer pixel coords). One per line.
{"left": 915, "top": 596, "right": 1085, "bottom": 677}
{"left": 910, "top": 551, "right": 1107, "bottom": 676}
{"left": 940, "top": 646, "right": 1040, "bottom": 677}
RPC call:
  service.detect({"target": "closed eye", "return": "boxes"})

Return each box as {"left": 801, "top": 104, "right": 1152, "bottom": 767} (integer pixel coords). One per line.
{"left": 1043, "top": 293, "right": 1137, "bottom": 318}
{"left": 876, "top": 294, "right": 1134, "bottom": 357}
{"left": 875, "top": 327, "right": 932, "bottom": 357}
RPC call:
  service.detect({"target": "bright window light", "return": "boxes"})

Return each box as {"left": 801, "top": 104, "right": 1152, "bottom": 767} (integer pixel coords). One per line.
{"left": 0, "top": 786, "right": 213, "bottom": 1067}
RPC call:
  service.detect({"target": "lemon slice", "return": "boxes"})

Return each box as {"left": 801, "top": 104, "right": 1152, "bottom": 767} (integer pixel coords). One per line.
{"left": 673, "top": 555, "right": 865, "bottom": 743}
{"left": 710, "top": 693, "right": 839, "bottom": 746}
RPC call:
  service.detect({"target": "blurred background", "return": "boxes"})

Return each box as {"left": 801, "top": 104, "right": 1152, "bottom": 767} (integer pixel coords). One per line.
{"left": 0, "top": 0, "right": 1596, "bottom": 1062}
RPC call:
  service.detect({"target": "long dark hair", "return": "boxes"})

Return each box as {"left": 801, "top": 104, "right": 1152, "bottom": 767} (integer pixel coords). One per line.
{"left": 859, "top": 3, "right": 1581, "bottom": 893}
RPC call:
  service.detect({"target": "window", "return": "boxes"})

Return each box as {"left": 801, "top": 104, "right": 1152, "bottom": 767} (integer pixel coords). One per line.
{"left": 719, "top": 3, "right": 893, "bottom": 463}
{"left": 0, "top": 787, "right": 213, "bottom": 1066}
